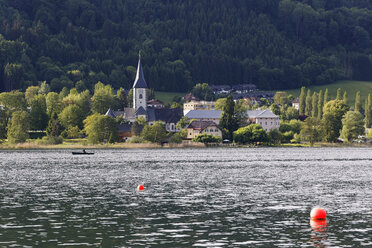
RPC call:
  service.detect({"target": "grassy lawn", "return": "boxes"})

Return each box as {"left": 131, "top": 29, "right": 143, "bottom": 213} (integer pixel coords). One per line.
{"left": 284, "top": 80, "right": 372, "bottom": 107}
{"left": 154, "top": 91, "right": 186, "bottom": 105}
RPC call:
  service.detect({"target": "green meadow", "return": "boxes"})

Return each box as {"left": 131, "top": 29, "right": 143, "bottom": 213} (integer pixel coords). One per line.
{"left": 154, "top": 91, "right": 186, "bottom": 105}
{"left": 284, "top": 80, "right": 372, "bottom": 107}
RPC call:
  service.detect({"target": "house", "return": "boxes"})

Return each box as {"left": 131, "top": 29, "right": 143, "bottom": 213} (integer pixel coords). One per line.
{"left": 147, "top": 99, "right": 164, "bottom": 109}
{"left": 246, "top": 109, "right": 280, "bottom": 132}
{"left": 105, "top": 55, "right": 183, "bottom": 134}
{"left": 232, "top": 84, "right": 257, "bottom": 94}
{"left": 186, "top": 121, "right": 223, "bottom": 140}
{"left": 184, "top": 93, "right": 199, "bottom": 102}
{"left": 292, "top": 98, "right": 300, "bottom": 110}
{"left": 185, "top": 110, "right": 222, "bottom": 124}
{"left": 210, "top": 85, "right": 232, "bottom": 95}
{"left": 183, "top": 100, "right": 216, "bottom": 115}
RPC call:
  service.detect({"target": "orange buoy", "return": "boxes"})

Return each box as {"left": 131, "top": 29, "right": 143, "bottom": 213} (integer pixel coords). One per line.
{"left": 310, "top": 207, "right": 327, "bottom": 220}
{"left": 137, "top": 184, "right": 145, "bottom": 191}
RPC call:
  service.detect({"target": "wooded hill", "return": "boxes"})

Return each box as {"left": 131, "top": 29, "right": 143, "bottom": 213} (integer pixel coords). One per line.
{"left": 1, "top": 0, "right": 372, "bottom": 93}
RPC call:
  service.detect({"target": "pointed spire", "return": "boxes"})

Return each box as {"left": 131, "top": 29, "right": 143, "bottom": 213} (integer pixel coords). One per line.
{"left": 133, "top": 52, "right": 147, "bottom": 88}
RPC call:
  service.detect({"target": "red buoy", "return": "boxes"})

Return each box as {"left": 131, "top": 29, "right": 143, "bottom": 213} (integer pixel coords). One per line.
{"left": 310, "top": 207, "right": 327, "bottom": 220}
{"left": 137, "top": 184, "right": 145, "bottom": 191}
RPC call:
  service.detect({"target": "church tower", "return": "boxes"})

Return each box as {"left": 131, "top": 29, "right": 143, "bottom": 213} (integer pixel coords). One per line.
{"left": 133, "top": 53, "right": 147, "bottom": 113}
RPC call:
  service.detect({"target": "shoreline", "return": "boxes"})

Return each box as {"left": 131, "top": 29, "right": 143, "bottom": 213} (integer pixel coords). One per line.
{"left": 0, "top": 141, "right": 371, "bottom": 150}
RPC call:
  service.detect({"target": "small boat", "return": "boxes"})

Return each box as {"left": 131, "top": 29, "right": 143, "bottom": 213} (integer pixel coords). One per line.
{"left": 72, "top": 149, "right": 94, "bottom": 155}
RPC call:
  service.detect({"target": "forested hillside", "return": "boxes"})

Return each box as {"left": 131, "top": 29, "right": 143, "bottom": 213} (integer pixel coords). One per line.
{"left": 1, "top": 0, "right": 372, "bottom": 93}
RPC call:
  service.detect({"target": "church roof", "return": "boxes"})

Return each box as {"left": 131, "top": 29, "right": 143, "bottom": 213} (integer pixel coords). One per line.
{"left": 132, "top": 56, "right": 148, "bottom": 89}
{"left": 105, "top": 108, "right": 116, "bottom": 118}
{"left": 135, "top": 106, "right": 147, "bottom": 115}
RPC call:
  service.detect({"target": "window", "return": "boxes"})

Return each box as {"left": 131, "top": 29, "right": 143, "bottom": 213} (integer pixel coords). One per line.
{"left": 139, "top": 94, "right": 143, "bottom": 99}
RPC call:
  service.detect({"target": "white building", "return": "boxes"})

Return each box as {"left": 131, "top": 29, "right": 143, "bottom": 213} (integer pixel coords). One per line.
{"left": 246, "top": 109, "right": 280, "bottom": 132}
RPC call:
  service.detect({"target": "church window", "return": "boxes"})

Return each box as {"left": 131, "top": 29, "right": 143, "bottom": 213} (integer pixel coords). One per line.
{"left": 139, "top": 94, "right": 143, "bottom": 99}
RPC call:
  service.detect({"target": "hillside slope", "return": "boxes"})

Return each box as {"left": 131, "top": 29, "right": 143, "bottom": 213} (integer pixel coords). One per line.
{"left": 1, "top": 0, "right": 372, "bottom": 92}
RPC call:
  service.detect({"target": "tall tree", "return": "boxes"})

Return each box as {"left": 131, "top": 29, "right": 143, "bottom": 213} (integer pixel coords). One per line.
{"left": 324, "top": 88, "right": 329, "bottom": 105}
{"left": 7, "top": 111, "right": 29, "bottom": 143}
{"left": 322, "top": 100, "right": 350, "bottom": 142}
{"left": 219, "top": 95, "right": 238, "bottom": 141}
{"left": 340, "top": 111, "right": 365, "bottom": 143}
{"left": 311, "top": 92, "right": 318, "bottom": 117}
{"left": 84, "top": 114, "right": 118, "bottom": 144}
{"left": 29, "top": 95, "right": 49, "bottom": 130}
{"left": 46, "top": 112, "right": 63, "bottom": 137}
{"left": 366, "top": 94, "right": 372, "bottom": 128}
{"left": 317, "top": 90, "right": 323, "bottom": 119}
{"left": 355, "top": 91, "right": 361, "bottom": 113}
{"left": 343, "top": 91, "right": 348, "bottom": 105}
{"left": 336, "top": 88, "right": 342, "bottom": 100}
{"left": 300, "top": 117, "right": 322, "bottom": 146}
{"left": 299, "top": 86, "right": 306, "bottom": 115}
{"left": 305, "top": 89, "right": 312, "bottom": 116}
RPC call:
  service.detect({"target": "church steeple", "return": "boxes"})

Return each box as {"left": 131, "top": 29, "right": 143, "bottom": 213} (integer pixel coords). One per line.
{"left": 133, "top": 52, "right": 147, "bottom": 113}
{"left": 133, "top": 52, "right": 148, "bottom": 89}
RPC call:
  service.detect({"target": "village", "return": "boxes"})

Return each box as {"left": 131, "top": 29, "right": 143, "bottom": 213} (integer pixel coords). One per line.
{"left": 104, "top": 56, "right": 281, "bottom": 144}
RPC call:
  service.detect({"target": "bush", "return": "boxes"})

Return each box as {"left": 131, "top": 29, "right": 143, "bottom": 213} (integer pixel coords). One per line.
{"left": 127, "top": 136, "right": 146, "bottom": 143}
{"left": 35, "top": 136, "right": 63, "bottom": 145}
{"left": 169, "top": 133, "right": 183, "bottom": 144}
{"left": 233, "top": 124, "right": 269, "bottom": 144}
{"left": 192, "top": 133, "right": 221, "bottom": 144}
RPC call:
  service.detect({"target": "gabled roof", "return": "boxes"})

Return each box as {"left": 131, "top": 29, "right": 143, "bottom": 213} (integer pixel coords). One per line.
{"left": 185, "top": 110, "right": 222, "bottom": 119}
{"left": 187, "top": 120, "right": 221, "bottom": 131}
{"left": 132, "top": 55, "right": 147, "bottom": 89}
{"left": 105, "top": 108, "right": 116, "bottom": 118}
{"left": 135, "top": 106, "right": 147, "bottom": 115}
{"left": 147, "top": 108, "right": 183, "bottom": 123}
{"left": 247, "top": 109, "right": 278, "bottom": 118}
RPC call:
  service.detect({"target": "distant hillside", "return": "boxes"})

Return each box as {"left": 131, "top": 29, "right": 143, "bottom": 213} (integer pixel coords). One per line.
{"left": 1, "top": 0, "right": 372, "bottom": 92}
{"left": 285, "top": 80, "right": 372, "bottom": 106}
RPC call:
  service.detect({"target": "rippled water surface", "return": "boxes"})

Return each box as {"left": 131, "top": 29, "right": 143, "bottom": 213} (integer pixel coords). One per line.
{"left": 1, "top": 147, "right": 372, "bottom": 247}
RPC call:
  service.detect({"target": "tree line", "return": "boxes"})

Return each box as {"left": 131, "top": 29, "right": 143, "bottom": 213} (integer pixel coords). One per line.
{"left": 1, "top": 0, "right": 372, "bottom": 93}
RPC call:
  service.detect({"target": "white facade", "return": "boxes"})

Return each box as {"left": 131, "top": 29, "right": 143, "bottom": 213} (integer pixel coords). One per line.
{"left": 133, "top": 88, "right": 147, "bottom": 112}
{"left": 247, "top": 109, "right": 280, "bottom": 132}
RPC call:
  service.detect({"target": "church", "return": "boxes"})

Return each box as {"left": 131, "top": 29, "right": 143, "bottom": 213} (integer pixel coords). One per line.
{"left": 105, "top": 55, "right": 183, "bottom": 133}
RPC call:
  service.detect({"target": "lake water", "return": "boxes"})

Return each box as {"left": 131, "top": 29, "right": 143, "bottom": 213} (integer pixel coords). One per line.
{"left": 0, "top": 148, "right": 371, "bottom": 247}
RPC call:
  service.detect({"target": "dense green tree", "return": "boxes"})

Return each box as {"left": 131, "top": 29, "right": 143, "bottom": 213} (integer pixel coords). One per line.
{"left": 191, "top": 83, "right": 215, "bottom": 101}
{"left": 0, "top": 109, "right": 7, "bottom": 139}
{"left": 92, "top": 82, "right": 116, "bottom": 114}
{"left": 300, "top": 117, "right": 322, "bottom": 146}
{"left": 131, "top": 121, "right": 142, "bottom": 137}
{"left": 322, "top": 100, "right": 350, "bottom": 142}
{"left": 84, "top": 114, "right": 118, "bottom": 144}
{"left": 141, "top": 121, "right": 167, "bottom": 143}
{"left": 46, "top": 92, "right": 63, "bottom": 116}
{"left": 299, "top": 86, "right": 306, "bottom": 115}
{"left": 7, "top": 111, "right": 29, "bottom": 143}
{"left": 219, "top": 95, "right": 238, "bottom": 141}
{"left": 274, "top": 91, "right": 289, "bottom": 105}
{"left": 340, "top": 111, "right": 365, "bottom": 143}
{"left": 59, "top": 104, "right": 84, "bottom": 129}
{"left": 46, "top": 112, "right": 63, "bottom": 137}
{"left": 25, "top": 86, "right": 40, "bottom": 104}
{"left": 233, "top": 123, "right": 269, "bottom": 144}
{"left": 0, "top": 91, "right": 27, "bottom": 111}
{"left": 29, "top": 95, "right": 48, "bottom": 130}
{"left": 355, "top": 91, "right": 361, "bottom": 113}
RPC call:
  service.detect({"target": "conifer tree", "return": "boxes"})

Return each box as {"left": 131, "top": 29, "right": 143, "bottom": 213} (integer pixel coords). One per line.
{"left": 324, "top": 88, "right": 329, "bottom": 105}
{"left": 343, "top": 91, "right": 348, "bottom": 105}
{"left": 365, "top": 94, "right": 371, "bottom": 128}
{"left": 299, "top": 86, "right": 306, "bottom": 115}
{"left": 355, "top": 91, "right": 361, "bottom": 113}
{"left": 311, "top": 92, "right": 318, "bottom": 118}
{"left": 305, "top": 89, "right": 312, "bottom": 116}
{"left": 219, "top": 95, "right": 238, "bottom": 141}
{"left": 336, "top": 88, "right": 342, "bottom": 100}
{"left": 317, "top": 90, "right": 323, "bottom": 119}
